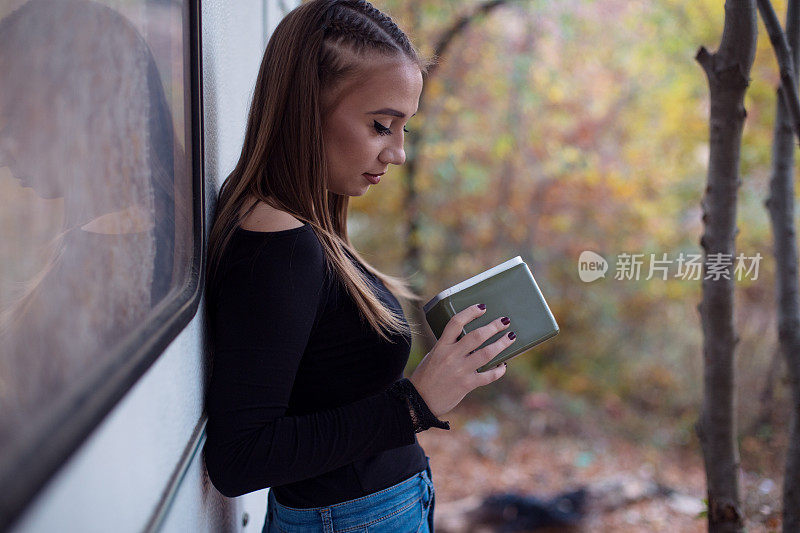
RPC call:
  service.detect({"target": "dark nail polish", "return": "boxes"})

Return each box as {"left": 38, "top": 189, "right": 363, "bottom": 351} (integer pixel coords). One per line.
{"left": 501, "top": 316, "right": 510, "bottom": 325}
{"left": 477, "top": 303, "right": 486, "bottom": 310}
{"left": 507, "top": 331, "right": 516, "bottom": 340}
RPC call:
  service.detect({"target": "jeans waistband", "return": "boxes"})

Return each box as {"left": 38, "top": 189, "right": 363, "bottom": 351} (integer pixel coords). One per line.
{"left": 269, "top": 465, "right": 433, "bottom": 530}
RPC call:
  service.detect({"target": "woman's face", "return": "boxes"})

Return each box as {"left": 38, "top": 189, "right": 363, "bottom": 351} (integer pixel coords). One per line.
{"left": 321, "top": 57, "right": 423, "bottom": 197}
{"left": 0, "top": 93, "right": 70, "bottom": 200}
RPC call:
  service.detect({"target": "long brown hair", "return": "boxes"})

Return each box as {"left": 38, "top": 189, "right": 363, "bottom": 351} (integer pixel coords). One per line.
{"left": 206, "top": 0, "right": 436, "bottom": 342}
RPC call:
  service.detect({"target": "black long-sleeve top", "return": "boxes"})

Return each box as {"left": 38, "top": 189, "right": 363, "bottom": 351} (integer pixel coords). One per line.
{"left": 203, "top": 222, "right": 449, "bottom": 507}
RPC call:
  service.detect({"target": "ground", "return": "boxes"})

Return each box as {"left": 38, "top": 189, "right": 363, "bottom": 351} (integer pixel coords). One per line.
{"left": 417, "top": 378, "right": 783, "bottom": 532}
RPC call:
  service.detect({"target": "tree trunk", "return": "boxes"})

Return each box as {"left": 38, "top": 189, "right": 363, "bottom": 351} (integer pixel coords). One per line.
{"left": 494, "top": 10, "right": 535, "bottom": 252}
{"left": 764, "top": 0, "right": 800, "bottom": 528}
{"left": 401, "top": 1, "right": 432, "bottom": 353}
{"left": 694, "top": 1, "right": 757, "bottom": 532}
{"left": 746, "top": 345, "right": 783, "bottom": 436}
{"left": 402, "top": 1, "right": 511, "bottom": 355}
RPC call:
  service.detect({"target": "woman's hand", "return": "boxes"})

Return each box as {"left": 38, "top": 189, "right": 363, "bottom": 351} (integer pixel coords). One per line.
{"left": 408, "top": 304, "right": 515, "bottom": 418}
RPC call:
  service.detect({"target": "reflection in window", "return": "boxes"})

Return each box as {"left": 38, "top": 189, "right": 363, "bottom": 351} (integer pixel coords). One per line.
{"left": 0, "top": 0, "right": 194, "bottom": 482}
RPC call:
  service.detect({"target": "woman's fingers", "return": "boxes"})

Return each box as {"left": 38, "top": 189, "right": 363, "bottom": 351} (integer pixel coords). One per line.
{"left": 438, "top": 303, "right": 487, "bottom": 345}
{"left": 470, "top": 329, "right": 516, "bottom": 378}
{"left": 473, "top": 361, "right": 508, "bottom": 387}
{"left": 458, "top": 316, "right": 511, "bottom": 354}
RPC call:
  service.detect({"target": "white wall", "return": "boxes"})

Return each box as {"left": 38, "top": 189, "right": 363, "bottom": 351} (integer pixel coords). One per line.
{"left": 9, "top": 2, "right": 298, "bottom": 531}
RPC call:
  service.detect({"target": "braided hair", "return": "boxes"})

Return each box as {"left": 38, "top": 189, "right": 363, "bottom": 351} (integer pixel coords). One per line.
{"left": 321, "top": 0, "right": 419, "bottom": 57}
{"left": 316, "top": 1, "right": 435, "bottom": 113}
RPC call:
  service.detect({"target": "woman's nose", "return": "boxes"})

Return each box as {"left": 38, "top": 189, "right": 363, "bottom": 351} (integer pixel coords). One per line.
{"left": 380, "top": 145, "right": 406, "bottom": 166}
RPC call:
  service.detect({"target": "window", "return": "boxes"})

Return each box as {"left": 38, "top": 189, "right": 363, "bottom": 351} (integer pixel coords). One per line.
{"left": 0, "top": 0, "right": 203, "bottom": 527}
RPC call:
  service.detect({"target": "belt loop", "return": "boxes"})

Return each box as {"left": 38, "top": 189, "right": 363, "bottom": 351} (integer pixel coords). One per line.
{"left": 319, "top": 507, "right": 334, "bottom": 533}
{"left": 422, "top": 455, "right": 434, "bottom": 493}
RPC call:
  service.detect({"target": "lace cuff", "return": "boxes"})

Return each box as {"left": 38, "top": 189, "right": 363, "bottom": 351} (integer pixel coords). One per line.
{"left": 387, "top": 378, "right": 450, "bottom": 433}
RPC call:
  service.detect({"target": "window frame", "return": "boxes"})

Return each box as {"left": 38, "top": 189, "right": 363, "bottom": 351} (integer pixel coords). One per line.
{"left": 0, "top": 0, "right": 205, "bottom": 529}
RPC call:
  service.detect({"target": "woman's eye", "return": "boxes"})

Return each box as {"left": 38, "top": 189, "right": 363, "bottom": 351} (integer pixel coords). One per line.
{"left": 373, "top": 120, "right": 410, "bottom": 136}
{"left": 373, "top": 120, "right": 392, "bottom": 136}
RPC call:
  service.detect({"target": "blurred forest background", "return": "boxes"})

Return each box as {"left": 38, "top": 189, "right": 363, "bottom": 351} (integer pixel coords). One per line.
{"left": 344, "top": 0, "right": 792, "bottom": 530}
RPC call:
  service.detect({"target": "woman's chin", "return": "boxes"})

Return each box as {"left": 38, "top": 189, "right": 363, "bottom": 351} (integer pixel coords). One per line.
{"left": 327, "top": 186, "right": 368, "bottom": 197}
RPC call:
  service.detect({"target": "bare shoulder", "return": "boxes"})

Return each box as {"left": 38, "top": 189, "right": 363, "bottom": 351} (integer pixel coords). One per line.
{"left": 239, "top": 197, "right": 304, "bottom": 232}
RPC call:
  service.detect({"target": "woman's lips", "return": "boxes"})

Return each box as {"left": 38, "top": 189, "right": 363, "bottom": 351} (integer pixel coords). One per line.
{"left": 363, "top": 173, "right": 381, "bottom": 184}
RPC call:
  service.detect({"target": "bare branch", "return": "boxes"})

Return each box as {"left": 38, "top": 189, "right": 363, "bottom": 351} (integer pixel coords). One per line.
{"left": 428, "top": 0, "right": 509, "bottom": 79}
{"left": 757, "top": 0, "right": 800, "bottom": 146}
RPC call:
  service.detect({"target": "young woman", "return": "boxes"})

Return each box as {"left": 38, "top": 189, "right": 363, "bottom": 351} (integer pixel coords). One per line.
{"left": 202, "top": 1, "right": 516, "bottom": 531}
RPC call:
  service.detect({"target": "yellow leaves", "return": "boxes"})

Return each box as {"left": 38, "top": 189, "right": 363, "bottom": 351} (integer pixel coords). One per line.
{"left": 426, "top": 78, "right": 445, "bottom": 100}
{"left": 665, "top": 279, "right": 693, "bottom": 299}
{"left": 565, "top": 374, "right": 592, "bottom": 395}
{"left": 492, "top": 134, "right": 514, "bottom": 159}
{"left": 551, "top": 213, "right": 572, "bottom": 233}
{"left": 583, "top": 163, "right": 602, "bottom": 186}
{"left": 561, "top": 145, "right": 582, "bottom": 166}
{"left": 605, "top": 172, "right": 636, "bottom": 201}
{"left": 443, "top": 95, "right": 461, "bottom": 114}
{"left": 545, "top": 82, "right": 566, "bottom": 104}
{"left": 529, "top": 62, "right": 550, "bottom": 88}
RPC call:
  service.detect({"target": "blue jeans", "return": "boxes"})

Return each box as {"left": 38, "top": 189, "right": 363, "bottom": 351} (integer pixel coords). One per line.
{"left": 263, "top": 456, "right": 436, "bottom": 532}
